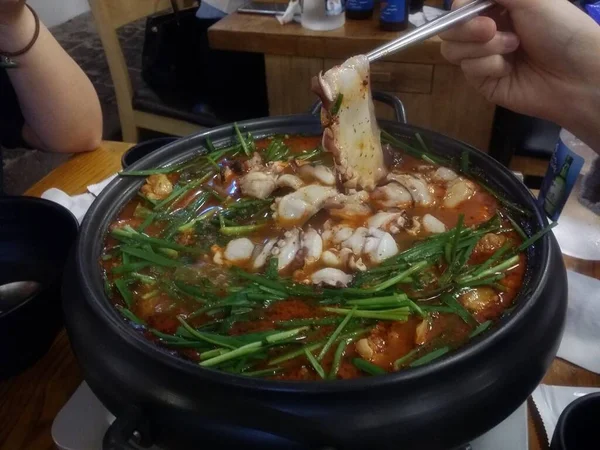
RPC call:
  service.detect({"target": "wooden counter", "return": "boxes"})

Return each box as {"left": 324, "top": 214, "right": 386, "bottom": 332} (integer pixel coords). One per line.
{"left": 208, "top": 8, "right": 496, "bottom": 151}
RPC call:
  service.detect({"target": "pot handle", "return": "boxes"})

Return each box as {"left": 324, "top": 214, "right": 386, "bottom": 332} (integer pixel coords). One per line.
{"left": 103, "top": 406, "right": 153, "bottom": 450}
{"left": 309, "top": 91, "right": 407, "bottom": 124}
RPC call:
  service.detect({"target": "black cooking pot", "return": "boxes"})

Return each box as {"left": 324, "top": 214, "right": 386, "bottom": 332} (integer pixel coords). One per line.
{"left": 62, "top": 96, "right": 567, "bottom": 450}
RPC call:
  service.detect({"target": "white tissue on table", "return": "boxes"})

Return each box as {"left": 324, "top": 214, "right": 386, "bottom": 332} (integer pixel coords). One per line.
{"left": 556, "top": 270, "right": 600, "bottom": 374}
{"left": 531, "top": 384, "right": 600, "bottom": 444}
{"left": 41, "top": 174, "right": 117, "bottom": 224}
{"left": 409, "top": 6, "right": 445, "bottom": 27}
{"left": 278, "top": 0, "right": 301, "bottom": 25}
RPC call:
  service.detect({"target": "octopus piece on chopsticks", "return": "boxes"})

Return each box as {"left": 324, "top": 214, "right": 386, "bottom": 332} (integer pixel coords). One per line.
{"left": 273, "top": 185, "right": 338, "bottom": 227}
{"left": 312, "top": 55, "right": 387, "bottom": 191}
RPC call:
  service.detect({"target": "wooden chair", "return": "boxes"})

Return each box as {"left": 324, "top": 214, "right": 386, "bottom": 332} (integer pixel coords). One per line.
{"left": 88, "top": 0, "right": 207, "bottom": 142}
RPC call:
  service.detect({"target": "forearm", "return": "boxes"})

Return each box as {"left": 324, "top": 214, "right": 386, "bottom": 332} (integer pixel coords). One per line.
{"left": 558, "top": 73, "right": 600, "bottom": 157}
{"left": 0, "top": 6, "right": 102, "bottom": 153}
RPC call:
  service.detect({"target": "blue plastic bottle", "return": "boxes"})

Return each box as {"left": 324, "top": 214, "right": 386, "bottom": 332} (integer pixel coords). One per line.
{"left": 347, "top": 0, "right": 374, "bottom": 19}
{"left": 380, "top": 0, "right": 409, "bottom": 31}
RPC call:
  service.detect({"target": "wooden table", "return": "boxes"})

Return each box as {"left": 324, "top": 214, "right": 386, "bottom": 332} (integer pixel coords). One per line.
{"left": 0, "top": 141, "right": 598, "bottom": 450}
{"left": 208, "top": 4, "right": 496, "bottom": 151}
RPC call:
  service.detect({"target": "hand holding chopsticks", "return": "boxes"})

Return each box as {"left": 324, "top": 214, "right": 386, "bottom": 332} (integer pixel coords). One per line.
{"left": 367, "top": 0, "right": 496, "bottom": 63}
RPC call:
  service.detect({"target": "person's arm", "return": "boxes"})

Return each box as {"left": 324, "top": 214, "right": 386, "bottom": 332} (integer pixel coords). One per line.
{"left": 0, "top": 1, "right": 102, "bottom": 153}
{"left": 439, "top": 0, "right": 600, "bottom": 154}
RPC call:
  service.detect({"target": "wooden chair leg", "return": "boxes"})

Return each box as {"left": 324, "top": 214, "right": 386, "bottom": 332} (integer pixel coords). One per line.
{"left": 121, "top": 121, "right": 140, "bottom": 144}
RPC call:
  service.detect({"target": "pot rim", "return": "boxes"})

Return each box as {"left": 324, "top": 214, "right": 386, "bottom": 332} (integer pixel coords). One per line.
{"left": 74, "top": 114, "right": 552, "bottom": 393}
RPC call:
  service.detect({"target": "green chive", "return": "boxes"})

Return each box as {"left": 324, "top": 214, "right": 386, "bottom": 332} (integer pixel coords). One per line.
{"left": 232, "top": 268, "right": 289, "bottom": 293}
{"left": 112, "top": 261, "right": 152, "bottom": 274}
{"left": 469, "top": 243, "right": 513, "bottom": 278}
{"left": 199, "top": 327, "right": 307, "bottom": 368}
{"left": 352, "top": 358, "right": 386, "bottom": 375}
{"left": 201, "top": 341, "right": 262, "bottom": 367}
{"left": 116, "top": 305, "right": 144, "bottom": 324}
{"left": 461, "top": 151, "right": 470, "bottom": 173}
{"left": 328, "top": 339, "right": 349, "bottom": 379}
{"left": 234, "top": 123, "right": 250, "bottom": 156}
{"left": 121, "top": 246, "right": 181, "bottom": 267}
{"left": 441, "top": 294, "right": 476, "bottom": 326}
{"left": 506, "top": 214, "right": 527, "bottom": 240}
{"left": 451, "top": 215, "right": 465, "bottom": 263}
{"left": 111, "top": 228, "right": 196, "bottom": 253}
{"left": 131, "top": 272, "right": 156, "bottom": 285}
{"left": 345, "top": 261, "right": 430, "bottom": 295}
{"left": 206, "top": 138, "right": 217, "bottom": 154}
{"left": 322, "top": 306, "right": 410, "bottom": 321}
{"left": 517, "top": 222, "right": 558, "bottom": 252}
{"left": 345, "top": 294, "right": 409, "bottom": 309}
{"left": 458, "top": 255, "right": 520, "bottom": 283}
{"left": 393, "top": 348, "right": 420, "bottom": 370}
{"left": 220, "top": 222, "right": 268, "bottom": 236}
{"left": 268, "top": 328, "right": 370, "bottom": 366}
{"left": 317, "top": 308, "right": 356, "bottom": 360}
{"left": 330, "top": 94, "right": 344, "bottom": 116}
{"left": 415, "top": 133, "right": 429, "bottom": 154}
{"left": 304, "top": 349, "right": 326, "bottom": 379}
{"left": 422, "top": 154, "right": 437, "bottom": 165}
{"left": 138, "top": 212, "right": 157, "bottom": 232}
{"left": 200, "top": 348, "right": 231, "bottom": 361}
{"left": 470, "top": 320, "right": 493, "bottom": 338}
{"left": 114, "top": 279, "right": 133, "bottom": 308}
{"left": 177, "top": 317, "right": 240, "bottom": 349}
{"left": 276, "top": 317, "right": 342, "bottom": 328}
{"left": 242, "top": 367, "right": 284, "bottom": 377}
{"left": 409, "top": 346, "right": 450, "bottom": 367}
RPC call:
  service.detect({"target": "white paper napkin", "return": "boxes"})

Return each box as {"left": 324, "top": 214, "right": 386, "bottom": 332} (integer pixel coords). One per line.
{"left": 556, "top": 270, "right": 600, "bottom": 374}
{"left": 409, "top": 6, "right": 446, "bottom": 27}
{"left": 41, "top": 174, "right": 117, "bottom": 224}
{"left": 531, "top": 384, "right": 600, "bottom": 444}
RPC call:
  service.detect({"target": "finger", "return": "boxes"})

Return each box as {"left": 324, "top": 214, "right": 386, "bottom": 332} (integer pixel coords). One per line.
{"left": 440, "top": 31, "right": 519, "bottom": 65}
{"left": 450, "top": 0, "right": 471, "bottom": 10}
{"left": 461, "top": 54, "right": 514, "bottom": 80}
{"left": 439, "top": 16, "right": 497, "bottom": 43}
{"left": 447, "top": 0, "right": 513, "bottom": 34}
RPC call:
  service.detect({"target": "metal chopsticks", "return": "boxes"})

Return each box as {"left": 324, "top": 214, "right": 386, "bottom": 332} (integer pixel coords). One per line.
{"left": 367, "top": 0, "right": 496, "bottom": 63}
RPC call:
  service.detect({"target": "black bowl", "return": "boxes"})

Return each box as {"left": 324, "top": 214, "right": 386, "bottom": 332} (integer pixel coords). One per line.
{"left": 551, "top": 392, "right": 600, "bottom": 450}
{"left": 63, "top": 115, "right": 567, "bottom": 450}
{"left": 121, "top": 137, "right": 179, "bottom": 169}
{"left": 0, "top": 196, "right": 78, "bottom": 379}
